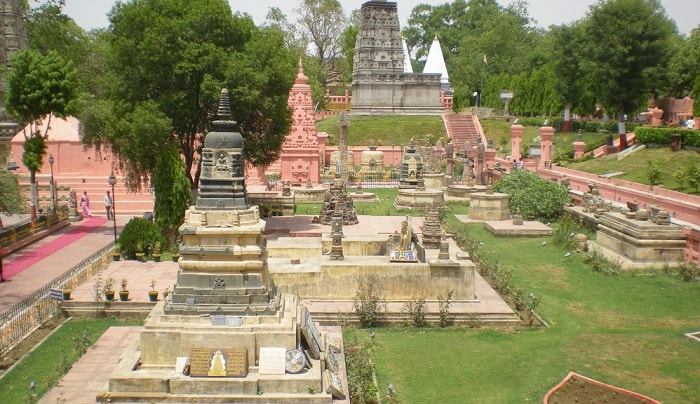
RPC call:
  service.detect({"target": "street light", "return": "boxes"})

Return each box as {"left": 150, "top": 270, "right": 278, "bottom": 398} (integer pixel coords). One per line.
{"left": 108, "top": 171, "right": 117, "bottom": 246}
{"left": 48, "top": 154, "right": 56, "bottom": 215}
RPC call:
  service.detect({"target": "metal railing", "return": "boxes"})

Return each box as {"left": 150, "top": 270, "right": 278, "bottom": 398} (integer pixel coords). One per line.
{"left": 0, "top": 244, "right": 113, "bottom": 358}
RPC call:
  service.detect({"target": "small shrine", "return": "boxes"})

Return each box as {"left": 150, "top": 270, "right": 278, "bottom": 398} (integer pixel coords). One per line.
{"left": 318, "top": 176, "right": 359, "bottom": 225}
{"left": 318, "top": 112, "right": 358, "bottom": 226}
{"left": 399, "top": 141, "right": 424, "bottom": 189}
{"left": 390, "top": 216, "right": 419, "bottom": 262}
{"left": 422, "top": 207, "right": 442, "bottom": 249}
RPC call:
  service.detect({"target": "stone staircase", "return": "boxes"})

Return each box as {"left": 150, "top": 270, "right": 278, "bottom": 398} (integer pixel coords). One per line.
{"left": 23, "top": 173, "right": 155, "bottom": 218}
{"left": 443, "top": 114, "right": 484, "bottom": 150}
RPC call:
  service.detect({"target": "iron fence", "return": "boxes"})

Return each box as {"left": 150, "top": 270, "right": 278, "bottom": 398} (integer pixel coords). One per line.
{"left": 0, "top": 244, "right": 113, "bottom": 358}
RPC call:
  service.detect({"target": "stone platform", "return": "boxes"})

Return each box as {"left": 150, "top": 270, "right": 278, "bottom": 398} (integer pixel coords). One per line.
{"left": 484, "top": 220, "right": 554, "bottom": 237}
{"left": 394, "top": 188, "right": 444, "bottom": 210}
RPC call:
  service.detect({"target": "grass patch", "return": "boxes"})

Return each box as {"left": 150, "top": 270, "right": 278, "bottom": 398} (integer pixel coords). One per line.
{"left": 568, "top": 147, "right": 700, "bottom": 194}
{"left": 316, "top": 115, "right": 446, "bottom": 146}
{"left": 0, "top": 317, "right": 141, "bottom": 402}
{"left": 369, "top": 222, "right": 700, "bottom": 403}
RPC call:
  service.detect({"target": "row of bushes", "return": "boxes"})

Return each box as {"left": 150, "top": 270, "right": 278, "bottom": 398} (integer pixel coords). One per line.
{"left": 635, "top": 127, "right": 700, "bottom": 147}
{"left": 512, "top": 117, "right": 641, "bottom": 134}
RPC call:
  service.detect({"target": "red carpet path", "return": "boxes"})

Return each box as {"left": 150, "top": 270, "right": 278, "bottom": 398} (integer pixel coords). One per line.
{"left": 4, "top": 217, "right": 108, "bottom": 280}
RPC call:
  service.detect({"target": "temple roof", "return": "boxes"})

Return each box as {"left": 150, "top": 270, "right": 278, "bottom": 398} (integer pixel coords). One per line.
{"left": 423, "top": 36, "right": 449, "bottom": 84}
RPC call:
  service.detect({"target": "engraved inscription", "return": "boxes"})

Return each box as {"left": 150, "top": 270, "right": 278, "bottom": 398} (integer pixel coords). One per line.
{"left": 300, "top": 307, "right": 324, "bottom": 359}
{"left": 189, "top": 348, "right": 247, "bottom": 377}
{"left": 258, "top": 347, "right": 286, "bottom": 375}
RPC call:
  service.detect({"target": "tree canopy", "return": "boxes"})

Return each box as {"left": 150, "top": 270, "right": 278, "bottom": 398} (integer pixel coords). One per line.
{"left": 79, "top": 0, "right": 296, "bottom": 191}
{"left": 5, "top": 47, "right": 79, "bottom": 221}
{"left": 579, "top": 0, "right": 676, "bottom": 118}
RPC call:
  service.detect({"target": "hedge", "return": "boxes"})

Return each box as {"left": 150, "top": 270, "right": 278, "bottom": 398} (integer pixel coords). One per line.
{"left": 512, "top": 118, "right": 640, "bottom": 134}
{"left": 635, "top": 127, "right": 700, "bottom": 147}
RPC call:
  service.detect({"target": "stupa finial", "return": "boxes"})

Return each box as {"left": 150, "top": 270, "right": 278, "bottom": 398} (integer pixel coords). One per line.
{"left": 217, "top": 88, "right": 231, "bottom": 119}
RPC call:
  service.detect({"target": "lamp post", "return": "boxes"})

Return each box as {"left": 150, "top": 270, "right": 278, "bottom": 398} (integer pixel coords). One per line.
{"left": 108, "top": 171, "right": 117, "bottom": 246}
{"left": 48, "top": 154, "right": 56, "bottom": 215}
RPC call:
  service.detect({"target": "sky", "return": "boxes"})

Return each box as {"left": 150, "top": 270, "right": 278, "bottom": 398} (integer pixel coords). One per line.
{"left": 63, "top": 0, "right": 697, "bottom": 36}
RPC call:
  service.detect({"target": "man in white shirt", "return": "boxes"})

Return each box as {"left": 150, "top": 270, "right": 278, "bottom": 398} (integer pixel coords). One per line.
{"left": 104, "top": 191, "right": 113, "bottom": 220}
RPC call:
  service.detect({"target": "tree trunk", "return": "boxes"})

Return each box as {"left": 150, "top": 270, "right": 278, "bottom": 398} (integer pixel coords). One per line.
{"left": 30, "top": 169, "right": 37, "bottom": 224}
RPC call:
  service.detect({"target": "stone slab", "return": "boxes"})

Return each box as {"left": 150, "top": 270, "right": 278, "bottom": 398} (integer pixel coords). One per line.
{"left": 484, "top": 220, "right": 554, "bottom": 237}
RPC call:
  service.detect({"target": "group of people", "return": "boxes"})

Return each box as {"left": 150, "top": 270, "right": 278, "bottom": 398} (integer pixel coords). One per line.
{"left": 79, "top": 191, "right": 114, "bottom": 220}
{"left": 511, "top": 158, "right": 525, "bottom": 170}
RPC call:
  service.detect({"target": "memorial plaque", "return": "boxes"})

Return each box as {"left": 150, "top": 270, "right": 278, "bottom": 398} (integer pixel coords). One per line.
{"left": 175, "top": 357, "right": 189, "bottom": 374}
{"left": 325, "top": 335, "right": 341, "bottom": 353}
{"left": 300, "top": 307, "right": 324, "bottom": 359}
{"left": 211, "top": 315, "right": 226, "bottom": 326}
{"left": 324, "top": 369, "right": 346, "bottom": 399}
{"left": 210, "top": 315, "right": 243, "bottom": 326}
{"left": 185, "top": 297, "right": 195, "bottom": 306}
{"left": 189, "top": 348, "right": 247, "bottom": 377}
{"left": 258, "top": 347, "right": 286, "bottom": 375}
{"left": 325, "top": 348, "right": 338, "bottom": 374}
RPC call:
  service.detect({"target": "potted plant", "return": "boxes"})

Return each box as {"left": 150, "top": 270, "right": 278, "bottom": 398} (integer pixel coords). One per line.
{"left": 163, "top": 286, "right": 170, "bottom": 299}
{"left": 134, "top": 242, "right": 145, "bottom": 262}
{"left": 170, "top": 243, "right": 180, "bottom": 262}
{"left": 103, "top": 277, "right": 116, "bottom": 301}
{"left": 62, "top": 287, "right": 72, "bottom": 300}
{"left": 148, "top": 279, "right": 159, "bottom": 302}
{"left": 152, "top": 241, "right": 162, "bottom": 262}
{"left": 119, "top": 278, "right": 129, "bottom": 301}
{"left": 112, "top": 243, "right": 122, "bottom": 261}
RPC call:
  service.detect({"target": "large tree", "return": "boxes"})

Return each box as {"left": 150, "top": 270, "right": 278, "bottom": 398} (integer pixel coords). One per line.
{"left": 294, "top": 0, "right": 347, "bottom": 76}
{"left": 81, "top": 0, "right": 296, "bottom": 191}
{"left": 5, "top": 49, "right": 79, "bottom": 222}
{"left": 580, "top": 0, "right": 676, "bottom": 118}
{"left": 0, "top": 170, "right": 26, "bottom": 230}
{"left": 404, "top": 0, "right": 537, "bottom": 111}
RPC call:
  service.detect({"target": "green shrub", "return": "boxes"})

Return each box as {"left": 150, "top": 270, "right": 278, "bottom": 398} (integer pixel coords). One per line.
{"left": 552, "top": 215, "right": 579, "bottom": 250}
{"left": 402, "top": 295, "right": 429, "bottom": 328}
{"left": 647, "top": 159, "right": 663, "bottom": 185}
{"left": 493, "top": 169, "right": 571, "bottom": 222}
{"left": 117, "top": 217, "right": 166, "bottom": 259}
{"left": 353, "top": 275, "right": 387, "bottom": 328}
{"left": 635, "top": 127, "right": 700, "bottom": 146}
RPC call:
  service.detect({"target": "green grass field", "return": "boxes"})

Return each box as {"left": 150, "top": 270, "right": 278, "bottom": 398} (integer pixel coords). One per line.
{"left": 367, "top": 223, "right": 700, "bottom": 403}
{"left": 0, "top": 318, "right": 142, "bottom": 403}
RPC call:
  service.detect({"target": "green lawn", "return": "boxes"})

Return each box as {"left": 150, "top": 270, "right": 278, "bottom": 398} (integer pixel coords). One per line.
{"left": 0, "top": 318, "right": 142, "bottom": 403}
{"left": 316, "top": 115, "right": 447, "bottom": 146}
{"left": 367, "top": 223, "right": 700, "bottom": 403}
{"left": 567, "top": 147, "right": 700, "bottom": 194}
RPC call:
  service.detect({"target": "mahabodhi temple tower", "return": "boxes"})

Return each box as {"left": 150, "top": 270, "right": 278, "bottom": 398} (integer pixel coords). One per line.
{"left": 351, "top": 0, "right": 443, "bottom": 115}
{"left": 0, "top": 0, "right": 28, "bottom": 163}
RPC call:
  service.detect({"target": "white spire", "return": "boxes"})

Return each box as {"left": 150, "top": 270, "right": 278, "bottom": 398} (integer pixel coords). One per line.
{"left": 423, "top": 35, "right": 449, "bottom": 84}
{"left": 402, "top": 37, "right": 413, "bottom": 73}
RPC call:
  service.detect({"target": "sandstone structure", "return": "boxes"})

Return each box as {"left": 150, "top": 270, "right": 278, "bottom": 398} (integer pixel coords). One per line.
{"left": 102, "top": 89, "right": 345, "bottom": 402}
{"left": 279, "top": 59, "right": 321, "bottom": 185}
{"left": 350, "top": 0, "right": 443, "bottom": 115}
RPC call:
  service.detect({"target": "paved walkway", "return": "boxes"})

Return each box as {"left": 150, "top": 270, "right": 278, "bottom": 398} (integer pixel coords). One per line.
{"left": 0, "top": 215, "right": 122, "bottom": 312}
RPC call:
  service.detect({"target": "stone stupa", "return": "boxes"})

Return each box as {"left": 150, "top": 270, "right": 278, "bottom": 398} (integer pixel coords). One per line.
{"left": 101, "top": 89, "right": 345, "bottom": 403}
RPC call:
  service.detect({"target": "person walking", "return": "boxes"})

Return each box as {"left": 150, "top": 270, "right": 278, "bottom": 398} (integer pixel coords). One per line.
{"left": 80, "top": 191, "right": 91, "bottom": 218}
{"left": 104, "top": 191, "right": 113, "bottom": 220}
